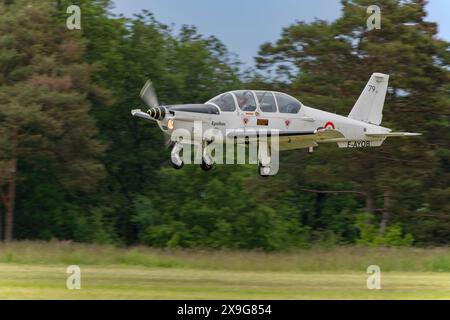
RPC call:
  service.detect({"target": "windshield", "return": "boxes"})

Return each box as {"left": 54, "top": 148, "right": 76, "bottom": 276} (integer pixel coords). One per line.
{"left": 208, "top": 93, "right": 236, "bottom": 112}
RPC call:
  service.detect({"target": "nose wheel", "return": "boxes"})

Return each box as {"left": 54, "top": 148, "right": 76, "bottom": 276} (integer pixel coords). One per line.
{"left": 200, "top": 140, "right": 214, "bottom": 171}
{"left": 171, "top": 142, "right": 184, "bottom": 169}
{"left": 200, "top": 159, "right": 213, "bottom": 171}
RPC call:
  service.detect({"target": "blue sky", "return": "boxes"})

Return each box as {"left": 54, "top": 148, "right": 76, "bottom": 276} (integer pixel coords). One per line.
{"left": 111, "top": 0, "right": 450, "bottom": 68}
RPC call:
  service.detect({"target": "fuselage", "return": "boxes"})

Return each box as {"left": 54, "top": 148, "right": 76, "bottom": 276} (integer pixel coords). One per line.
{"left": 133, "top": 75, "right": 420, "bottom": 175}
{"left": 156, "top": 90, "right": 390, "bottom": 148}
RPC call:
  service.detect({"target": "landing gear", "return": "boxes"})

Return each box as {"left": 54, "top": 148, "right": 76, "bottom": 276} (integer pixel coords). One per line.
{"left": 170, "top": 142, "right": 184, "bottom": 169}
{"left": 200, "top": 140, "right": 214, "bottom": 171}
{"left": 258, "top": 140, "right": 271, "bottom": 177}
{"left": 258, "top": 162, "right": 271, "bottom": 177}
{"left": 200, "top": 159, "right": 213, "bottom": 171}
{"left": 171, "top": 160, "right": 184, "bottom": 170}
{"left": 170, "top": 140, "right": 215, "bottom": 171}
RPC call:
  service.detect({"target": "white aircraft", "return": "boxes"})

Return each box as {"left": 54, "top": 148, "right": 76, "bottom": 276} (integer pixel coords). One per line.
{"left": 132, "top": 73, "right": 420, "bottom": 176}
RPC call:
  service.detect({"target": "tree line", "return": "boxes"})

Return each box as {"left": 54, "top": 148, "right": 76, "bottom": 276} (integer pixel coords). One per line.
{"left": 0, "top": 0, "right": 448, "bottom": 248}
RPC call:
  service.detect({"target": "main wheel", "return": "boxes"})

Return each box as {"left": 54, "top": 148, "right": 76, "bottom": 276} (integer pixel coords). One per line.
{"left": 170, "top": 142, "right": 184, "bottom": 169}
{"left": 200, "top": 158, "right": 213, "bottom": 171}
{"left": 171, "top": 159, "right": 184, "bottom": 169}
{"left": 258, "top": 162, "right": 270, "bottom": 177}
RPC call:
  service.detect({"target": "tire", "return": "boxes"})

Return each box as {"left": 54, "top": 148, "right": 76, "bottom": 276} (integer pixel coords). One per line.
{"left": 200, "top": 158, "right": 213, "bottom": 171}
{"left": 258, "top": 162, "right": 270, "bottom": 177}
{"left": 171, "top": 160, "right": 184, "bottom": 170}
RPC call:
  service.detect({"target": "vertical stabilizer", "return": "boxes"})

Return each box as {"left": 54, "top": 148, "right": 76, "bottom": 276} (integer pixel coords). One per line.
{"left": 348, "top": 73, "right": 389, "bottom": 125}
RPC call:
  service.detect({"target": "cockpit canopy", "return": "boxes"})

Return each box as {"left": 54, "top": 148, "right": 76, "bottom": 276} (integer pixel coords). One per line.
{"left": 207, "top": 90, "right": 302, "bottom": 114}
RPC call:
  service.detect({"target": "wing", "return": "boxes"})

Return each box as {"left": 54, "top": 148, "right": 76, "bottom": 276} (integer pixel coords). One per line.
{"left": 227, "top": 128, "right": 345, "bottom": 150}
{"left": 227, "top": 130, "right": 315, "bottom": 138}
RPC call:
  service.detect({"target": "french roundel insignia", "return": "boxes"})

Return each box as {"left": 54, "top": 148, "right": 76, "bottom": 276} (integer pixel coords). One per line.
{"left": 324, "top": 121, "right": 335, "bottom": 129}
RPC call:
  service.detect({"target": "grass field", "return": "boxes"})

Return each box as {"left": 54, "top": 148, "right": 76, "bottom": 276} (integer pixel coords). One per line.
{"left": 0, "top": 242, "right": 449, "bottom": 299}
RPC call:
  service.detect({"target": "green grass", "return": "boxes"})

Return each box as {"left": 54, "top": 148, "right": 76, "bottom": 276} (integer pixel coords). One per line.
{"left": 0, "top": 242, "right": 449, "bottom": 299}
{"left": 0, "top": 265, "right": 449, "bottom": 299}
{"left": 1, "top": 241, "right": 450, "bottom": 272}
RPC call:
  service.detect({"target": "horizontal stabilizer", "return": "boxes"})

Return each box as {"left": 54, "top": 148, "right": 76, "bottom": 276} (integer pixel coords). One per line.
{"left": 366, "top": 132, "right": 422, "bottom": 137}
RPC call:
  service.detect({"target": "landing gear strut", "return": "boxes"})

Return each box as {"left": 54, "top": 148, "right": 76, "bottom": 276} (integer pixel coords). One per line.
{"left": 258, "top": 140, "right": 271, "bottom": 177}
{"left": 170, "top": 142, "right": 184, "bottom": 169}
{"left": 200, "top": 140, "right": 214, "bottom": 171}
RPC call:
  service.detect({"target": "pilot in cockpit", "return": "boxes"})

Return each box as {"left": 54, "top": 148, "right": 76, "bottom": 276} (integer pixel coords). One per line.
{"left": 238, "top": 92, "right": 252, "bottom": 111}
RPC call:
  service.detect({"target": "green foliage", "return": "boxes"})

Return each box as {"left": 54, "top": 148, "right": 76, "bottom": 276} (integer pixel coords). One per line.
{"left": 132, "top": 166, "right": 309, "bottom": 250}
{"left": 355, "top": 213, "right": 414, "bottom": 247}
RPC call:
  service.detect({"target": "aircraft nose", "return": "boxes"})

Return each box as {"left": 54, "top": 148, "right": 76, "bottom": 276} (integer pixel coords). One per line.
{"left": 148, "top": 106, "right": 166, "bottom": 120}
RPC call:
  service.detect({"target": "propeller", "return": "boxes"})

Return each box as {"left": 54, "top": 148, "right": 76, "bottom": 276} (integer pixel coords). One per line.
{"left": 140, "top": 80, "right": 159, "bottom": 109}
{"left": 137, "top": 80, "right": 171, "bottom": 149}
{"left": 138, "top": 80, "right": 166, "bottom": 121}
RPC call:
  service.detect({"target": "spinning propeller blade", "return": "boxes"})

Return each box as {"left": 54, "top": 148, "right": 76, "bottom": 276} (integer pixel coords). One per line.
{"left": 140, "top": 80, "right": 159, "bottom": 109}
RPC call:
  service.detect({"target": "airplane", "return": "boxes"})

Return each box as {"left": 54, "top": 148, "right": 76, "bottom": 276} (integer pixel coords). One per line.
{"left": 131, "top": 73, "right": 421, "bottom": 176}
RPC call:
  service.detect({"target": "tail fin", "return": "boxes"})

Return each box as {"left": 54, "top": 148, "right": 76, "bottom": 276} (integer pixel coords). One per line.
{"left": 348, "top": 73, "right": 389, "bottom": 125}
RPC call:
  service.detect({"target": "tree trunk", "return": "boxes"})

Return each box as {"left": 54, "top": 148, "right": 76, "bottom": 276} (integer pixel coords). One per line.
{"left": 365, "top": 190, "right": 375, "bottom": 214}
{"left": 380, "top": 189, "right": 391, "bottom": 235}
{"left": 4, "top": 179, "right": 16, "bottom": 242}
{"left": 1, "top": 159, "right": 17, "bottom": 242}
{"left": 0, "top": 207, "right": 2, "bottom": 241}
